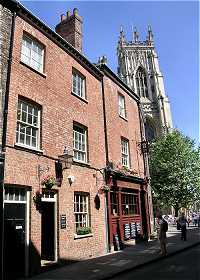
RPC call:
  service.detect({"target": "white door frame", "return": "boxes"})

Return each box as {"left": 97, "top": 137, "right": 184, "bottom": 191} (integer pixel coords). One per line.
{"left": 4, "top": 187, "right": 30, "bottom": 277}
{"left": 41, "top": 192, "right": 58, "bottom": 262}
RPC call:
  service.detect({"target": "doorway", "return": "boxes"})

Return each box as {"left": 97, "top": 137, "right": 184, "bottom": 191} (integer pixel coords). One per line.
{"left": 3, "top": 187, "right": 29, "bottom": 279}
{"left": 41, "top": 191, "right": 57, "bottom": 263}
{"left": 41, "top": 202, "right": 55, "bottom": 260}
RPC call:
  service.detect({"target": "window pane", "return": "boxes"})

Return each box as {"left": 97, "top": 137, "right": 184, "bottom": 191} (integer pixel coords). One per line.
{"left": 20, "top": 124, "right": 26, "bottom": 133}
{"left": 26, "top": 126, "right": 31, "bottom": 135}
{"left": 26, "top": 135, "right": 31, "bottom": 146}
{"left": 32, "top": 137, "right": 36, "bottom": 147}
{"left": 33, "top": 115, "right": 38, "bottom": 126}
{"left": 20, "top": 133, "right": 25, "bottom": 144}
{"left": 20, "top": 189, "right": 26, "bottom": 201}
{"left": 22, "top": 111, "right": 27, "bottom": 123}
{"left": 21, "top": 36, "right": 43, "bottom": 72}
{"left": 28, "top": 113, "right": 32, "bottom": 124}
{"left": 22, "top": 102, "right": 27, "bottom": 112}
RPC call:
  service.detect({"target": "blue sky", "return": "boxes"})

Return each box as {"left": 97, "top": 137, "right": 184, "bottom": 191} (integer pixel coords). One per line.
{"left": 21, "top": 1, "right": 199, "bottom": 144}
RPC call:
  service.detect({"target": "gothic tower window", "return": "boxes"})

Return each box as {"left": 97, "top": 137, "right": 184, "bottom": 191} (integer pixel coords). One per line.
{"left": 135, "top": 67, "right": 148, "bottom": 98}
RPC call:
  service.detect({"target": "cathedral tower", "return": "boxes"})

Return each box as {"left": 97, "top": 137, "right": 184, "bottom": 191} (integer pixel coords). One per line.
{"left": 117, "top": 26, "right": 173, "bottom": 141}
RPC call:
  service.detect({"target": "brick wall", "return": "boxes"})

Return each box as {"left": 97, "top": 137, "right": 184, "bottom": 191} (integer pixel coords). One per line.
{"left": 0, "top": 4, "right": 12, "bottom": 150}
{"left": 4, "top": 14, "right": 107, "bottom": 269}
{"left": 103, "top": 75, "right": 145, "bottom": 177}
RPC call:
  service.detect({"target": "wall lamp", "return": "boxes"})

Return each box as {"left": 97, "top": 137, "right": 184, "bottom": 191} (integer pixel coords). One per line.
{"left": 138, "top": 140, "right": 149, "bottom": 154}
{"left": 58, "top": 147, "right": 73, "bottom": 170}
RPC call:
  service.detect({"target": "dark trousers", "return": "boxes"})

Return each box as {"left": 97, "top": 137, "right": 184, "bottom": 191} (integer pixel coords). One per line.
{"left": 181, "top": 225, "right": 187, "bottom": 240}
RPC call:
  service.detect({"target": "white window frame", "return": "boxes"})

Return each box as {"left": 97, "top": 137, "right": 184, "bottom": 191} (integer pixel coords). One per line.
{"left": 72, "top": 71, "right": 86, "bottom": 99}
{"left": 121, "top": 138, "right": 130, "bottom": 168}
{"left": 74, "top": 193, "right": 90, "bottom": 232}
{"left": 16, "top": 99, "right": 40, "bottom": 150}
{"left": 118, "top": 94, "right": 126, "bottom": 118}
{"left": 21, "top": 35, "right": 44, "bottom": 73}
{"left": 73, "top": 125, "right": 87, "bottom": 163}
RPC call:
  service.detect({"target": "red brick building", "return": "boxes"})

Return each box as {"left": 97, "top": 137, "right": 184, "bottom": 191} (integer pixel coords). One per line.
{"left": 98, "top": 62, "right": 151, "bottom": 250}
{"left": 0, "top": 1, "right": 152, "bottom": 279}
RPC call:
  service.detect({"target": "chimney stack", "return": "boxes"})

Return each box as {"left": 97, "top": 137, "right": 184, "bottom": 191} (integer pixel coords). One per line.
{"left": 55, "top": 8, "right": 83, "bottom": 53}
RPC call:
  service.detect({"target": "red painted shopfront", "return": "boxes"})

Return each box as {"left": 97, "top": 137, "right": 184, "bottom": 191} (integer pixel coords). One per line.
{"left": 106, "top": 171, "right": 149, "bottom": 250}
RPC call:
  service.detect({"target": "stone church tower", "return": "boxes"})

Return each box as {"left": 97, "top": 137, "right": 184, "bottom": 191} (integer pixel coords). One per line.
{"left": 117, "top": 26, "right": 173, "bottom": 141}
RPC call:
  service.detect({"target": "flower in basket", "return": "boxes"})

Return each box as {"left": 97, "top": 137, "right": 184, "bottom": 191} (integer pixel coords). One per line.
{"left": 98, "top": 185, "right": 110, "bottom": 194}
{"left": 41, "top": 174, "right": 56, "bottom": 189}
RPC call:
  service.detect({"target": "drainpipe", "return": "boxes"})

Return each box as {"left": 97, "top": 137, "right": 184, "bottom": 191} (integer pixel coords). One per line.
{"left": 100, "top": 70, "right": 111, "bottom": 252}
{"left": 1, "top": 9, "right": 16, "bottom": 280}
{"left": 138, "top": 102, "right": 147, "bottom": 177}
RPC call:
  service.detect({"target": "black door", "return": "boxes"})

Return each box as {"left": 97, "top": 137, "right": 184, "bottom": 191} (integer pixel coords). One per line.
{"left": 4, "top": 203, "right": 26, "bottom": 279}
{"left": 41, "top": 202, "right": 55, "bottom": 260}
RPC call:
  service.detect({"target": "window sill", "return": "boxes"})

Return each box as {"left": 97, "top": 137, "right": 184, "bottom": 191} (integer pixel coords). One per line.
{"left": 14, "top": 143, "right": 43, "bottom": 154}
{"left": 73, "top": 160, "right": 91, "bottom": 167}
{"left": 20, "top": 61, "right": 47, "bottom": 78}
{"left": 71, "top": 92, "right": 88, "bottom": 104}
{"left": 74, "top": 233, "right": 93, "bottom": 239}
{"left": 119, "top": 115, "right": 128, "bottom": 122}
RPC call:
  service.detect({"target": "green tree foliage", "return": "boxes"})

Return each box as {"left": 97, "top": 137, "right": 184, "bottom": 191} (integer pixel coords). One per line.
{"left": 149, "top": 130, "right": 200, "bottom": 213}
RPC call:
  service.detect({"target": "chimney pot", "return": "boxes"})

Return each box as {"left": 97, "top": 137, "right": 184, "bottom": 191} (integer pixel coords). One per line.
{"left": 66, "top": 10, "right": 70, "bottom": 18}
{"left": 60, "top": 14, "right": 65, "bottom": 22}
{"left": 73, "top": 8, "right": 78, "bottom": 15}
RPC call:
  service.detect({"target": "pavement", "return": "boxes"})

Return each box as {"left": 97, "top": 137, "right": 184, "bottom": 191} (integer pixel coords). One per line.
{"left": 28, "top": 225, "right": 200, "bottom": 280}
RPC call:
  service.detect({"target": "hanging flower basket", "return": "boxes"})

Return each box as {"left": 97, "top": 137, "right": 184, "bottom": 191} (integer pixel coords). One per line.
{"left": 98, "top": 185, "right": 110, "bottom": 194}
{"left": 41, "top": 175, "right": 56, "bottom": 189}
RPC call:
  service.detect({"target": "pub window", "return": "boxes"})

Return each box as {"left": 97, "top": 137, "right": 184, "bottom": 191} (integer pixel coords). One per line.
{"left": 121, "top": 192, "right": 139, "bottom": 215}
